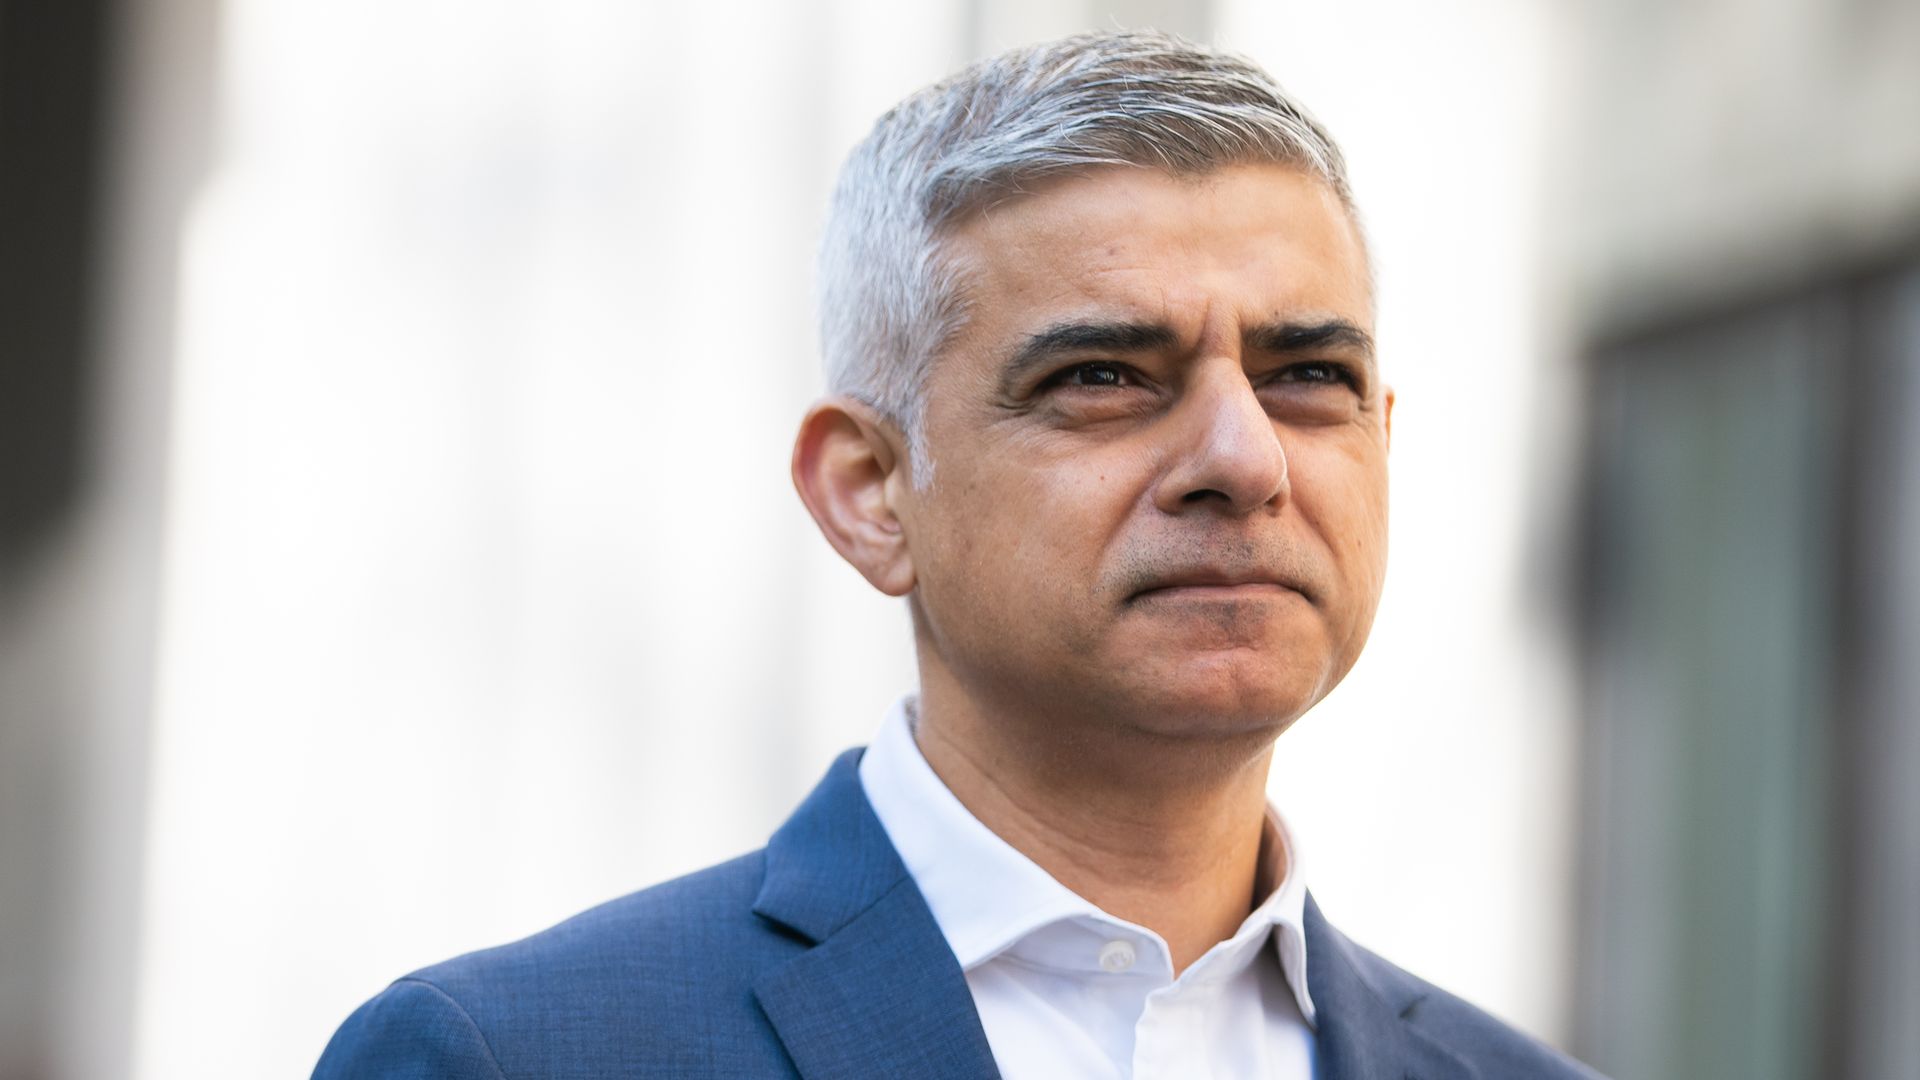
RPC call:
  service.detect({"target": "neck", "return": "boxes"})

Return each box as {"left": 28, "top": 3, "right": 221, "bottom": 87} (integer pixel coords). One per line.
{"left": 911, "top": 666, "right": 1281, "bottom": 975}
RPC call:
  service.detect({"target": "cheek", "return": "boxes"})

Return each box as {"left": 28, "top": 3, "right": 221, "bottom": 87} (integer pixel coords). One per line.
{"left": 1017, "top": 449, "right": 1153, "bottom": 568}
{"left": 1293, "top": 444, "right": 1390, "bottom": 577}
{"left": 930, "top": 450, "right": 1144, "bottom": 612}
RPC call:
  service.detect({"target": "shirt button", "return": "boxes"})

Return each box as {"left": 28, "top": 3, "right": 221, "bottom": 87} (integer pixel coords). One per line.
{"left": 1098, "top": 940, "right": 1136, "bottom": 973}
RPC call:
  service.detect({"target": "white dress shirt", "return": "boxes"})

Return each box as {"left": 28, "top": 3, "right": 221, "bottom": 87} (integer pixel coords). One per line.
{"left": 858, "top": 695, "right": 1317, "bottom": 1080}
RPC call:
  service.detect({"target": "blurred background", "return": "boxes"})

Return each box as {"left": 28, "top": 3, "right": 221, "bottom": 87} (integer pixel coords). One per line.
{"left": 2, "top": 0, "right": 1915, "bottom": 1077}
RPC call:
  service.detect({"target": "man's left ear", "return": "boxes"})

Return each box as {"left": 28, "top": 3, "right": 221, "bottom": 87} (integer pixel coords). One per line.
{"left": 1383, "top": 385, "right": 1395, "bottom": 449}
{"left": 790, "top": 396, "right": 917, "bottom": 597}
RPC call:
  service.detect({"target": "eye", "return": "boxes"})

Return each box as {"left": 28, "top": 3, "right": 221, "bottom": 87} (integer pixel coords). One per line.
{"left": 1277, "top": 360, "right": 1358, "bottom": 389}
{"left": 1047, "top": 361, "right": 1135, "bottom": 389}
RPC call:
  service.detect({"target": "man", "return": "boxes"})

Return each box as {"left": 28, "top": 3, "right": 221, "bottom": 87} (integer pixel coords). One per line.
{"left": 316, "top": 30, "right": 1600, "bottom": 1079}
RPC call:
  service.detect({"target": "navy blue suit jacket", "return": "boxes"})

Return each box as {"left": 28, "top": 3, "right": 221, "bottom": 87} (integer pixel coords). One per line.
{"left": 315, "top": 749, "right": 1601, "bottom": 1078}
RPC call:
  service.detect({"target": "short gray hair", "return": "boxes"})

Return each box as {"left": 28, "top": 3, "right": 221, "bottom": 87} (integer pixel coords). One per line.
{"left": 818, "top": 29, "right": 1355, "bottom": 484}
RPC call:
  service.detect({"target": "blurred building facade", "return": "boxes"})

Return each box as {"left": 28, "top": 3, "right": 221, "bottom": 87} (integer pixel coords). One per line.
{"left": 1, "top": 1, "right": 1914, "bottom": 1078}
{"left": 1563, "top": 1, "right": 1920, "bottom": 1078}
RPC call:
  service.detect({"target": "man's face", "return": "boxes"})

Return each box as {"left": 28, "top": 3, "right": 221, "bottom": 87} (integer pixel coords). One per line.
{"left": 893, "top": 162, "right": 1390, "bottom": 741}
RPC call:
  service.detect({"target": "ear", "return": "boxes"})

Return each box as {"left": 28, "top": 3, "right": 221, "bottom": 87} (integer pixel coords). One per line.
{"left": 791, "top": 396, "right": 917, "bottom": 596}
{"left": 1382, "top": 384, "right": 1395, "bottom": 450}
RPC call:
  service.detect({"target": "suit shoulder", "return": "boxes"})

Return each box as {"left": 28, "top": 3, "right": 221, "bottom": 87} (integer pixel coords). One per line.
{"left": 317, "top": 850, "right": 805, "bottom": 1077}
{"left": 314, "top": 977, "right": 507, "bottom": 1079}
{"left": 411, "top": 848, "right": 791, "bottom": 997}
{"left": 1345, "top": 941, "right": 1606, "bottom": 1080}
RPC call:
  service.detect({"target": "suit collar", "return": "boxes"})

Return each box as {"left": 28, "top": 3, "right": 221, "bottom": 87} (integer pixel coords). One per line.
{"left": 751, "top": 749, "right": 1000, "bottom": 1080}
{"left": 752, "top": 748, "right": 911, "bottom": 942}
{"left": 1306, "top": 893, "right": 1476, "bottom": 1080}
{"left": 749, "top": 749, "right": 1475, "bottom": 1080}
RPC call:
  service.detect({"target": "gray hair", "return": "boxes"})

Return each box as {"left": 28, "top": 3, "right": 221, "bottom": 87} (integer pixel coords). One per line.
{"left": 818, "top": 29, "right": 1356, "bottom": 485}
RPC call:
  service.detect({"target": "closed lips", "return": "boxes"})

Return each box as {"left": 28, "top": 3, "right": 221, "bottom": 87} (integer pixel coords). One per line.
{"left": 1129, "top": 573, "right": 1307, "bottom": 601}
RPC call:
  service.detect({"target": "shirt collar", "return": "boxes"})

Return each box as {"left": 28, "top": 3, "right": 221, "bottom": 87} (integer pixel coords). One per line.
{"left": 857, "top": 694, "right": 1317, "bottom": 1027}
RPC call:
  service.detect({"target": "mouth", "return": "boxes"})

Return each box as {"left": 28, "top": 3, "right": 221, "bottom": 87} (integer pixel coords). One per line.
{"left": 1127, "top": 574, "right": 1310, "bottom": 605}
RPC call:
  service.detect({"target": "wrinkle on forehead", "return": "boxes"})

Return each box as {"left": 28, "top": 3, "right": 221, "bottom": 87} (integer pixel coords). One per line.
{"left": 960, "top": 170, "right": 1365, "bottom": 299}
{"left": 925, "top": 163, "right": 1376, "bottom": 421}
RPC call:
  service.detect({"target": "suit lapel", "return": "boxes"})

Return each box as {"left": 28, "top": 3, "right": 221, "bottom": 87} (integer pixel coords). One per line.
{"left": 751, "top": 750, "right": 999, "bottom": 1080}
{"left": 756, "top": 878, "right": 998, "bottom": 1079}
{"left": 1307, "top": 894, "right": 1476, "bottom": 1080}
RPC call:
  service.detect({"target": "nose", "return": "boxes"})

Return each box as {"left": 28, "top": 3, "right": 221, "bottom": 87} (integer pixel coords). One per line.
{"left": 1151, "top": 362, "right": 1290, "bottom": 516}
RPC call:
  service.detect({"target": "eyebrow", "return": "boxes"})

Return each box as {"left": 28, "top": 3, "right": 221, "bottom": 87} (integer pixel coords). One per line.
{"left": 1245, "top": 318, "right": 1376, "bottom": 361}
{"left": 999, "top": 320, "right": 1179, "bottom": 392}
{"left": 999, "top": 316, "right": 1375, "bottom": 396}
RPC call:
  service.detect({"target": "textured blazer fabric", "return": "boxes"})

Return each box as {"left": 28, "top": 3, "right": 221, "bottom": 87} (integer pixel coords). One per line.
{"left": 314, "top": 749, "right": 1605, "bottom": 1079}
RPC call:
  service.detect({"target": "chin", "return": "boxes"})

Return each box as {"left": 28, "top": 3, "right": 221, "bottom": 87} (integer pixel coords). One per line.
{"left": 1105, "top": 661, "right": 1328, "bottom": 743}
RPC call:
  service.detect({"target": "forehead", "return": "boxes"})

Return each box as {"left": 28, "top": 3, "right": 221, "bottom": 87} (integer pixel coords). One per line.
{"left": 940, "top": 163, "right": 1372, "bottom": 351}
